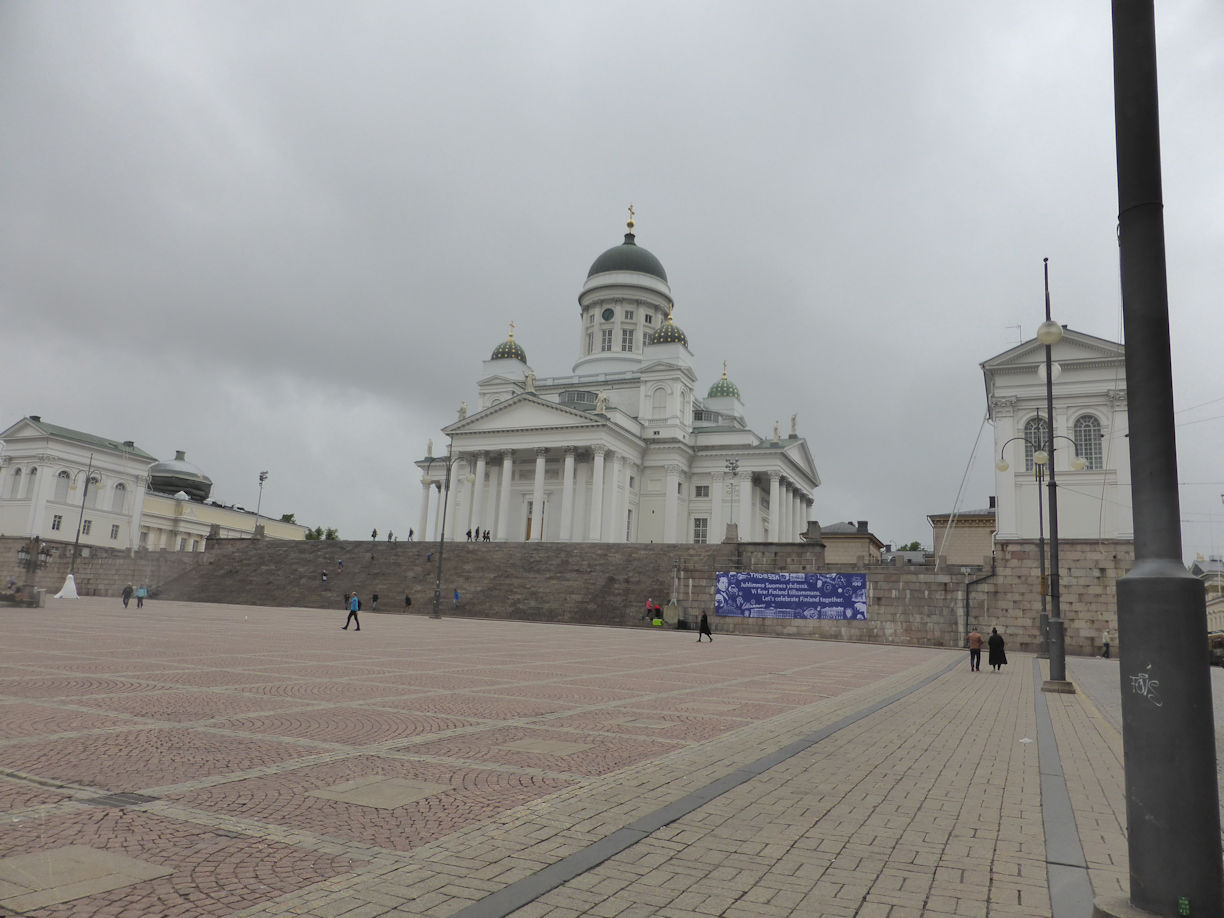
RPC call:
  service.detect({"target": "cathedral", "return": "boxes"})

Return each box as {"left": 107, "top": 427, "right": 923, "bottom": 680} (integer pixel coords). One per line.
{"left": 414, "top": 214, "right": 820, "bottom": 545}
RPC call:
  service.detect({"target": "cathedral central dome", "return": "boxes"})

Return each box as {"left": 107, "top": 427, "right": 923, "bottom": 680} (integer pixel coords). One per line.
{"left": 587, "top": 222, "right": 668, "bottom": 282}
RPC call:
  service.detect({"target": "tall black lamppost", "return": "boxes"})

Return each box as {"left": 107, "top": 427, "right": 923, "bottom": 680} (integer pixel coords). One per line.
{"left": 1034, "top": 261, "right": 1076, "bottom": 691}
{"left": 424, "top": 441, "right": 457, "bottom": 620}
{"left": 69, "top": 454, "right": 95, "bottom": 577}
{"left": 997, "top": 409, "right": 1085, "bottom": 658}
{"left": 725, "top": 459, "right": 739, "bottom": 529}
{"left": 1107, "top": 0, "right": 1224, "bottom": 912}
{"left": 253, "top": 470, "right": 269, "bottom": 537}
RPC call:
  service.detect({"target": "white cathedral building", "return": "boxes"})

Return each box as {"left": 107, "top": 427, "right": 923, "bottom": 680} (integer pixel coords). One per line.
{"left": 415, "top": 217, "right": 821, "bottom": 544}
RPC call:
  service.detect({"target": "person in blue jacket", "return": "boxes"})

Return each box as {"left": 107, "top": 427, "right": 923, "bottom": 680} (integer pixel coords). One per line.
{"left": 343, "top": 592, "right": 360, "bottom": 631}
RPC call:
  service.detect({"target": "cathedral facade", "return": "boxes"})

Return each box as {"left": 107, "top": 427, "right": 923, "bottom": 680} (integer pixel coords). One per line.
{"left": 415, "top": 218, "right": 820, "bottom": 544}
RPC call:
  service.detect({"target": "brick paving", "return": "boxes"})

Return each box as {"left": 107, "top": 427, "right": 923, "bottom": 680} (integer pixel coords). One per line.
{"left": 0, "top": 598, "right": 1140, "bottom": 916}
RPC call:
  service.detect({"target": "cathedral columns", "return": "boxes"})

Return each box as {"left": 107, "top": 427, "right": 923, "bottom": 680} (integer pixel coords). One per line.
{"left": 711, "top": 471, "right": 724, "bottom": 542}
{"left": 663, "top": 465, "right": 680, "bottom": 543}
{"left": 610, "top": 453, "right": 626, "bottom": 542}
{"left": 531, "top": 448, "right": 547, "bottom": 540}
{"left": 739, "top": 475, "right": 754, "bottom": 540}
{"left": 768, "top": 473, "right": 781, "bottom": 542}
{"left": 471, "top": 452, "right": 487, "bottom": 534}
{"left": 559, "top": 447, "right": 576, "bottom": 541}
{"left": 432, "top": 481, "right": 445, "bottom": 540}
{"left": 589, "top": 446, "right": 606, "bottom": 541}
{"left": 791, "top": 489, "right": 803, "bottom": 541}
{"left": 418, "top": 478, "right": 432, "bottom": 541}
{"left": 496, "top": 451, "right": 513, "bottom": 541}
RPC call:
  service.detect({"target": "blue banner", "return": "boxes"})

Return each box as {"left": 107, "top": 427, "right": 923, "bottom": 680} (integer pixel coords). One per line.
{"left": 715, "top": 572, "right": 868, "bottom": 620}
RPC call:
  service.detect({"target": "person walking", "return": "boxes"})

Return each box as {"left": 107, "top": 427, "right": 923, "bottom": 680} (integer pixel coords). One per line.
{"left": 122, "top": 584, "right": 134, "bottom": 608}
{"left": 321, "top": 570, "right": 328, "bottom": 586}
{"left": 343, "top": 592, "right": 360, "bottom": 631}
{"left": 371, "top": 592, "right": 379, "bottom": 611}
{"left": 453, "top": 588, "right": 460, "bottom": 607}
{"left": 987, "top": 627, "right": 1007, "bottom": 672}
{"left": 697, "top": 610, "right": 713, "bottom": 642}
{"left": 967, "top": 627, "right": 983, "bottom": 672}
{"left": 135, "top": 584, "right": 148, "bottom": 608}
{"left": 1102, "top": 628, "right": 1112, "bottom": 659}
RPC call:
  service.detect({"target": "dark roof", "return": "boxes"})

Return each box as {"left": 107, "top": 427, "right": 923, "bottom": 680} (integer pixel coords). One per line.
{"left": 587, "top": 233, "right": 668, "bottom": 282}
{"left": 16, "top": 416, "right": 157, "bottom": 461}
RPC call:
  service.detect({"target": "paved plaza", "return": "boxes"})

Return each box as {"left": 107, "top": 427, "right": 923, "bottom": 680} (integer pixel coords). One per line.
{"left": 0, "top": 598, "right": 1185, "bottom": 916}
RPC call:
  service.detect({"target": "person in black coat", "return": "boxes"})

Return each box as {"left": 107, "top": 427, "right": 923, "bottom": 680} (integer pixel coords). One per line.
{"left": 987, "top": 627, "right": 1007, "bottom": 672}
{"left": 697, "top": 610, "right": 713, "bottom": 642}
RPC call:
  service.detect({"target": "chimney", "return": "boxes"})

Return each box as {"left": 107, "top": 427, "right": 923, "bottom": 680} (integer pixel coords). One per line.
{"left": 988, "top": 495, "right": 996, "bottom": 509}
{"left": 175, "top": 450, "right": 187, "bottom": 460}
{"left": 857, "top": 520, "right": 868, "bottom": 533}
{"left": 29, "top": 415, "right": 40, "bottom": 422}
{"left": 123, "top": 440, "right": 134, "bottom": 447}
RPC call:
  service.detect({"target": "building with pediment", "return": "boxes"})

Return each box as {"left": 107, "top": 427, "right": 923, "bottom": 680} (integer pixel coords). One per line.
{"left": 982, "top": 328, "right": 1132, "bottom": 542}
{"left": 414, "top": 216, "right": 821, "bottom": 544}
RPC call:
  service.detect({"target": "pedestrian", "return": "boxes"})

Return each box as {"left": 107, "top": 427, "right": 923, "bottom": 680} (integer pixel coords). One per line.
{"left": 987, "top": 627, "right": 1007, "bottom": 672}
{"left": 466, "top": 529, "right": 472, "bottom": 541}
{"left": 343, "top": 592, "right": 360, "bottom": 630}
{"left": 371, "top": 528, "right": 378, "bottom": 541}
{"left": 645, "top": 597, "right": 653, "bottom": 620}
{"left": 404, "top": 594, "right": 412, "bottom": 610}
{"left": 122, "top": 584, "right": 134, "bottom": 608}
{"left": 407, "top": 528, "right": 414, "bottom": 541}
{"left": 387, "top": 530, "right": 393, "bottom": 541}
{"left": 337, "top": 559, "right": 343, "bottom": 573}
{"left": 321, "top": 570, "right": 328, "bottom": 585}
{"left": 135, "top": 584, "right": 148, "bottom": 609}
{"left": 967, "top": 627, "right": 983, "bottom": 672}
{"left": 372, "top": 592, "right": 379, "bottom": 611}
{"left": 1102, "top": 628, "right": 1111, "bottom": 659}
{"left": 426, "top": 551, "right": 433, "bottom": 562}
{"left": 697, "top": 610, "right": 713, "bottom": 642}
{"left": 453, "top": 588, "right": 460, "bottom": 607}
{"left": 484, "top": 529, "right": 490, "bottom": 541}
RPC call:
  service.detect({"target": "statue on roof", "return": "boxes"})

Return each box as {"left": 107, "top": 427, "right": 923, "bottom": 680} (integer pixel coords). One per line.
{"left": 773, "top": 420, "right": 781, "bottom": 441}
{"left": 790, "top": 414, "right": 797, "bottom": 437}
{"left": 595, "top": 391, "right": 607, "bottom": 413}
{"left": 458, "top": 401, "right": 467, "bottom": 420}
{"left": 524, "top": 369, "right": 536, "bottom": 392}
{"left": 426, "top": 438, "right": 434, "bottom": 458}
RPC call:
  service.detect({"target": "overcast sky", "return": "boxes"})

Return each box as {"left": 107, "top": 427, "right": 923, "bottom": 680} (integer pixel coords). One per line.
{"left": 3, "top": 1, "right": 1223, "bottom": 562}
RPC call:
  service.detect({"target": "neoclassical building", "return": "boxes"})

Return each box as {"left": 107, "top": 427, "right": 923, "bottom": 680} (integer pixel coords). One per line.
{"left": 416, "top": 217, "right": 821, "bottom": 544}
{"left": 982, "top": 328, "right": 1133, "bottom": 542}
{"left": 0, "top": 416, "right": 308, "bottom": 552}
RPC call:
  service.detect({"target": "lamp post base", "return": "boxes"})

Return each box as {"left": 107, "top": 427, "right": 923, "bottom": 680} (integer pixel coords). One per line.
{"left": 1041, "top": 680, "right": 1076, "bottom": 694}
{"left": 1037, "top": 611, "right": 1050, "bottom": 659}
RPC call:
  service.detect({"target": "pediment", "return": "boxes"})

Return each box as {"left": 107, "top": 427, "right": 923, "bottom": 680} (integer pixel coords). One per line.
{"left": 0, "top": 418, "right": 43, "bottom": 441}
{"left": 982, "top": 328, "right": 1124, "bottom": 371}
{"left": 445, "top": 394, "right": 604, "bottom": 435}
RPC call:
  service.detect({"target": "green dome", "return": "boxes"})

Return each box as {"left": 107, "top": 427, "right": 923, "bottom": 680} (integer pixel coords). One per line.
{"left": 707, "top": 377, "right": 740, "bottom": 399}
{"left": 491, "top": 335, "right": 527, "bottom": 362}
{"left": 650, "top": 313, "right": 688, "bottom": 347}
{"left": 587, "top": 232, "right": 668, "bottom": 282}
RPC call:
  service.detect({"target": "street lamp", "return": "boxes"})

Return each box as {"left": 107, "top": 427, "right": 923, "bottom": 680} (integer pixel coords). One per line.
{"left": 725, "top": 459, "right": 739, "bottom": 527}
{"left": 253, "top": 470, "right": 269, "bottom": 538}
{"left": 69, "top": 454, "right": 95, "bottom": 577}
{"left": 16, "top": 536, "right": 54, "bottom": 592}
{"left": 423, "top": 440, "right": 458, "bottom": 620}
{"left": 997, "top": 409, "right": 1087, "bottom": 659}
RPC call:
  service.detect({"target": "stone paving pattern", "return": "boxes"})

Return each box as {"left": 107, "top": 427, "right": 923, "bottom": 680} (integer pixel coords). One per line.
{"left": 0, "top": 598, "right": 1186, "bottom": 916}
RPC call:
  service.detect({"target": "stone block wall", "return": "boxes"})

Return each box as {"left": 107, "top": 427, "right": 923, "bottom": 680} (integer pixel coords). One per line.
{"left": 14, "top": 534, "right": 1134, "bottom": 656}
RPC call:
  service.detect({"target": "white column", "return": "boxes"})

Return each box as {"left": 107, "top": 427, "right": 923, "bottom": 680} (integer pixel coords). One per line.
{"left": 531, "top": 448, "right": 547, "bottom": 540}
{"left": 496, "top": 451, "right": 513, "bottom": 541}
{"left": 791, "top": 490, "right": 802, "bottom": 541}
{"left": 444, "top": 463, "right": 461, "bottom": 540}
{"left": 768, "top": 473, "right": 781, "bottom": 543}
{"left": 589, "top": 446, "right": 606, "bottom": 541}
{"left": 610, "top": 453, "right": 626, "bottom": 542}
{"left": 471, "top": 452, "right": 487, "bottom": 535}
{"left": 418, "top": 478, "right": 432, "bottom": 541}
{"left": 739, "top": 473, "right": 753, "bottom": 540}
{"left": 663, "top": 465, "right": 680, "bottom": 543}
{"left": 560, "top": 447, "right": 576, "bottom": 541}
{"left": 710, "top": 471, "right": 724, "bottom": 543}
{"left": 781, "top": 481, "right": 793, "bottom": 541}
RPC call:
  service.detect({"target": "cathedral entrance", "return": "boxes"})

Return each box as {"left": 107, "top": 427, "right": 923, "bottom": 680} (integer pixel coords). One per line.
{"left": 524, "top": 499, "right": 546, "bottom": 541}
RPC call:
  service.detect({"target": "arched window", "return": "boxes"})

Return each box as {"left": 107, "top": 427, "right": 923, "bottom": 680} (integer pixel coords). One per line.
{"left": 1074, "top": 415, "right": 1104, "bottom": 470}
{"left": 54, "top": 471, "right": 71, "bottom": 502}
{"left": 1023, "top": 416, "right": 1049, "bottom": 472}
{"left": 651, "top": 387, "right": 667, "bottom": 417}
{"left": 85, "top": 475, "right": 100, "bottom": 508}
{"left": 9, "top": 468, "right": 21, "bottom": 499}
{"left": 111, "top": 482, "right": 127, "bottom": 513}
{"left": 24, "top": 468, "right": 37, "bottom": 498}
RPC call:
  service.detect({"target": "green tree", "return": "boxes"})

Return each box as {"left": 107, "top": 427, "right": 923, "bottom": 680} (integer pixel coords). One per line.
{"left": 280, "top": 513, "right": 296, "bottom": 524}
{"left": 324, "top": 528, "right": 339, "bottom": 540}
{"left": 305, "top": 526, "right": 324, "bottom": 540}
{"left": 898, "top": 541, "right": 924, "bottom": 552}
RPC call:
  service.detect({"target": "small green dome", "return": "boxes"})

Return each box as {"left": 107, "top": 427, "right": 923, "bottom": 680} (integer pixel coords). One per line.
{"left": 491, "top": 325, "right": 527, "bottom": 362}
{"left": 650, "top": 311, "right": 688, "bottom": 347}
{"left": 707, "top": 372, "right": 740, "bottom": 399}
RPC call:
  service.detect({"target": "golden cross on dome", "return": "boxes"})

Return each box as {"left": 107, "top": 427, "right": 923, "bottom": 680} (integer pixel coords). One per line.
{"left": 508, "top": 320, "right": 515, "bottom": 339}
{"left": 722, "top": 360, "right": 728, "bottom": 379}
{"left": 627, "top": 204, "right": 635, "bottom": 231}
